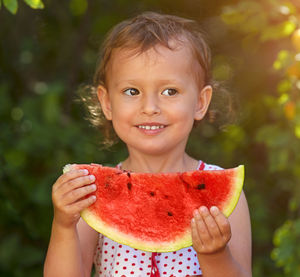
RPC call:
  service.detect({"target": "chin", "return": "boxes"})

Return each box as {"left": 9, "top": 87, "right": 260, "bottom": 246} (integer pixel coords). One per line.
{"left": 130, "top": 142, "right": 179, "bottom": 156}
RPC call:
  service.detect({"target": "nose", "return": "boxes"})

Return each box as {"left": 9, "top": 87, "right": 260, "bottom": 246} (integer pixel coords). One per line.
{"left": 141, "top": 93, "right": 161, "bottom": 115}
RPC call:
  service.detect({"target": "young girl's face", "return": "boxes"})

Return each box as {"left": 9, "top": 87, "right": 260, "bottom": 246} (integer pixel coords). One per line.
{"left": 98, "top": 41, "right": 212, "bottom": 156}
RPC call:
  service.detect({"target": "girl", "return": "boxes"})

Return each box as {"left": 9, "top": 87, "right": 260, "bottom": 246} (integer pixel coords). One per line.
{"left": 44, "top": 11, "right": 252, "bottom": 277}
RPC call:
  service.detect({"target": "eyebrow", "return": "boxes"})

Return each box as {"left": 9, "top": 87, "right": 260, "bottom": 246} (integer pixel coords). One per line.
{"left": 115, "top": 79, "right": 183, "bottom": 87}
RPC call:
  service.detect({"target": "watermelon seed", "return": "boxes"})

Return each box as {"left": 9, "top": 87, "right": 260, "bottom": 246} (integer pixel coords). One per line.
{"left": 164, "top": 195, "right": 169, "bottom": 199}
{"left": 197, "top": 184, "right": 205, "bottom": 190}
{"left": 127, "top": 182, "right": 132, "bottom": 190}
{"left": 105, "top": 183, "right": 109, "bottom": 188}
{"left": 167, "top": 212, "right": 173, "bottom": 216}
{"left": 127, "top": 172, "right": 131, "bottom": 177}
{"left": 149, "top": 191, "right": 155, "bottom": 196}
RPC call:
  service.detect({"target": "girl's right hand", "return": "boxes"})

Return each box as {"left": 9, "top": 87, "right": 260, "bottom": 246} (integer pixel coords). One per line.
{"left": 52, "top": 167, "right": 97, "bottom": 229}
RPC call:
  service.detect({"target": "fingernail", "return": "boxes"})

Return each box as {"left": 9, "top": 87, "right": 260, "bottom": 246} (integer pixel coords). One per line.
{"left": 91, "top": 184, "right": 97, "bottom": 190}
{"left": 210, "top": 206, "right": 218, "bottom": 213}
{"left": 89, "top": 175, "right": 95, "bottom": 181}
{"left": 91, "top": 195, "right": 96, "bottom": 201}
{"left": 200, "top": 206, "right": 207, "bottom": 213}
{"left": 81, "top": 169, "right": 89, "bottom": 175}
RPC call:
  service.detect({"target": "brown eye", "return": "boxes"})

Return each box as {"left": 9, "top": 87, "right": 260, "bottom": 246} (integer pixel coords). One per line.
{"left": 124, "top": 88, "right": 139, "bottom": 96}
{"left": 161, "top": 88, "right": 178, "bottom": 96}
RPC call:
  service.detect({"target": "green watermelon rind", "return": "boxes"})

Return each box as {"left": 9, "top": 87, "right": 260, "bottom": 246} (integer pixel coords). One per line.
{"left": 63, "top": 164, "right": 244, "bottom": 252}
{"left": 222, "top": 165, "right": 245, "bottom": 217}
{"left": 81, "top": 208, "right": 192, "bottom": 252}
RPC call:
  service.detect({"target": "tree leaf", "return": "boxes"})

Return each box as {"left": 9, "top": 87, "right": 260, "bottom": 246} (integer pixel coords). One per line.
{"left": 18, "top": 245, "right": 44, "bottom": 266}
{"left": 221, "top": 6, "right": 246, "bottom": 25}
{"left": 69, "top": 0, "right": 87, "bottom": 16}
{"left": 3, "top": 0, "right": 18, "bottom": 14}
{"left": 260, "top": 21, "right": 296, "bottom": 42}
{"left": 23, "top": 0, "right": 44, "bottom": 9}
{"left": 0, "top": 234, "right": 20, "bottom": 268}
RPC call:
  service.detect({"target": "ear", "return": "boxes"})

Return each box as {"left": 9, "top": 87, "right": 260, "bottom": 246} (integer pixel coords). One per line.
{"left": 97, "top": 85, "right": 112, "bottom": 120}
{"left": 194, "top": 85, "right": 212, "bottom": 120}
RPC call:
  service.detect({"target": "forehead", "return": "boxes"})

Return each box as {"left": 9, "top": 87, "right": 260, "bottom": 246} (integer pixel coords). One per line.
{"left": 106, "top": 41, "right": 204, "bottom": 86}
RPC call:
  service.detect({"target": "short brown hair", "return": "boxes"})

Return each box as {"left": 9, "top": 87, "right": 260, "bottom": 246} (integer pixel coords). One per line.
{"left": 79, "top": 11, "right": 233, "bottom": 146}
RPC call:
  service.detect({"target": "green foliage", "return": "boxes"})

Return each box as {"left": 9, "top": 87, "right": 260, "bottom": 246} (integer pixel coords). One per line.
{"left": 1, "top": 0, "right": 44, "bottom": 14}
{"left": 272, "top": 220, "right": 300, "bottom": 276}
{"left": 3, "top": 0, "right": 18, "bottom": 14}
{"left": 69, "top": 0, "right": 87, "bottom": 16}
{"left": 0, "top": 80, "right": 126, "bottom": 276}
{"left": 220, "top": 0, "right": 300, "bottom": 275}
{"left": 23, "top": 0, "right": 44, "bottom": 9}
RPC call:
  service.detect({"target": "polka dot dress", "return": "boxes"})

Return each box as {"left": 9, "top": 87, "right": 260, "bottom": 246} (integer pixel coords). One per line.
{"left": 93, "top": 162, "right": 222, "bottom": 277}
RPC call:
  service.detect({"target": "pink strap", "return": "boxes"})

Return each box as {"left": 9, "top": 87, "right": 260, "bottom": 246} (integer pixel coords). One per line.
{"left": 150, "top": 252, "right": 160, "bottom": 277}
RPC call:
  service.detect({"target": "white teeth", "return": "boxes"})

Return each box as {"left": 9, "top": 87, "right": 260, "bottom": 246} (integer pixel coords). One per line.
{"left": 138, "top": 125, "right": 165, "bottom": 130}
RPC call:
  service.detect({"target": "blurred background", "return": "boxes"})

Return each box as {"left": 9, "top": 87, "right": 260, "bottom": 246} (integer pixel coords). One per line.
{"left": 1, "top": 0, "right": 300, "bottom": 276}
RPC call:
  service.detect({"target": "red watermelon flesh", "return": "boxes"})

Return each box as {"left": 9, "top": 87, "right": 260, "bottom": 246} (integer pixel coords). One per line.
{"left": 63, "top": 164, "right": 244, "bottom": 252}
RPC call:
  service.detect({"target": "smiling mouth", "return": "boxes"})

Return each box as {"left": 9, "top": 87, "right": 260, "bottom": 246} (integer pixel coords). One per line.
{"left": 137, "top": 125, "right": 166, "bottom": 130}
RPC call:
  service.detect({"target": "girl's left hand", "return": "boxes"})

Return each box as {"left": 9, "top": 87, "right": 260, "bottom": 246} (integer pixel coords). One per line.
{"left": 191, "top": 206, "right": 231, "bottom": 254}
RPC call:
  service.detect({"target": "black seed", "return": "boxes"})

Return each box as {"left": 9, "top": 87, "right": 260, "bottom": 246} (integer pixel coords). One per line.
{"left": 197, "top": 184, "right": 205, "bottom": 190}
{"left": 127, "top": 172, "right": 131, "bottom": 177}
{"left": 167, "top": 211, "right": 173, "bottom": 216}
{"left": 127, "top": 182, "right": 132, "bottom": 190}
{"left": 105, "top": 183, "right": 109, "bottom": 188}
{"left": 150, "top": 191, "right": 155, "bottom": 196}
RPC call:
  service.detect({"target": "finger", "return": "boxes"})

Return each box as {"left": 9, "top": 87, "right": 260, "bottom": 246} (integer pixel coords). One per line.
{"left": 53, "top": 169, "right": 89, "bottom": 191}
{"left": 191, "top": 217, "right": 204, "bottom": 251}
{"left": 210, "top": 206, "right": 231, "bottom": 238}
{"left": 200, "top": 206, "right": 222, "bottom": 240}
{"left": 194, "top": 208, "right": 212, "bottom": 245}
{"left": 58, "top": 174, "right": 96, "bottom": 195}
{"left": 67, "top": 195, "right": 97, "bottom": 214}
{"left": 58, "top": 167, "right": 89, "bottom": 184}
{"left": 63, "top": 184, "right": 97, "bottom": 205}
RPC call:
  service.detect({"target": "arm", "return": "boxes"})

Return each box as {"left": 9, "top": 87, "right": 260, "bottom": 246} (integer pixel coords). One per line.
{"left": 191, "top": 190, "right": 252, "bottom": 277}
{"left": 44, "top": 169, "right": 99, "bottom": 277}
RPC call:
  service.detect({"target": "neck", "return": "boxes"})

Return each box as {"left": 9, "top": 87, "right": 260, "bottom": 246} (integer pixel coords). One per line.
{"left": 121, "top": 150, "right": 199, "bottom": 173}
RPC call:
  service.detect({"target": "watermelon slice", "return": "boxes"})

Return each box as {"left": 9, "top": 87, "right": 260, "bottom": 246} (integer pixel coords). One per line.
{"left": 63, "top": 164, "right": 244, "bottom": 252}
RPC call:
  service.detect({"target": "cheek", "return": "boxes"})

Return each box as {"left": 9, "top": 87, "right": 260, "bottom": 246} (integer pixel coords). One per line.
{"left": 173, "top": 100, "right": 197, "bottom": 120}
{"left": 171, "top": 110, "right": 194, "bottom": 135}
{"left": 112, "top": 103, "right": 135, "bottom": 120}
{"left": 110, "top": 102, "right": 136, "bottom": 132}
{"left": 174, "top": 103, "right": 197, "bottom": 130}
